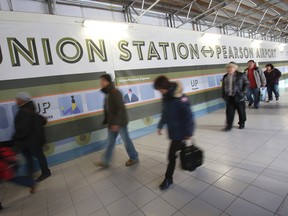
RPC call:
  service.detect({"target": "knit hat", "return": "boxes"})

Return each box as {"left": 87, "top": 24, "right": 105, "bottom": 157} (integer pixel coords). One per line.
{"left": 16, "top": 92, "right": 32, "bottom": 102}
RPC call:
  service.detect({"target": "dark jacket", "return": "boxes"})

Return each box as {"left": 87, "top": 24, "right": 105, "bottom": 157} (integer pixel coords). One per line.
{"left": 101, "top": 83, "right": 128, "bottom": 127}
{"left": 158, "top": 82, "right": 195, "bottom": 141}
{"left": 222, "top": 71, "right": 249, "bottom": 102}
{"left": 13, "top": 101, "right": 47, "bottom": 149}
{"left": 264, "top": 68, "right": 282, "bottom": 86}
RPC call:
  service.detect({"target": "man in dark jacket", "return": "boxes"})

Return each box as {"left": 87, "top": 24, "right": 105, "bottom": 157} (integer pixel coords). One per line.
{"left": 222, "top": 63, "right": 249, "bottom": 131}
{"left": 154, "top": 76, "right": 195, "bottom": 190}
{"left": 264, "top": 63, "right": 282, "bottom": 102}
{"left": 94, "top": 74, "right": 139, "bottom": 168}
{"left": 13, "top": 92, "right": 51, "bottom": 182}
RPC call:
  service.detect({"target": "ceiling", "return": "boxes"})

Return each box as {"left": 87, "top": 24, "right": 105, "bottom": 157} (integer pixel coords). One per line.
{"left": 52, "top": 0, "right": 288, "bottom": 42}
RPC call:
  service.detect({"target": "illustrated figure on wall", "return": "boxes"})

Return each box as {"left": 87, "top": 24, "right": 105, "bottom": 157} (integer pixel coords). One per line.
{"left": 61, "top": 95, "right": 81, "bottom": 115}
{"left": 123, "top": 89, "right": 139, "bottom": 104}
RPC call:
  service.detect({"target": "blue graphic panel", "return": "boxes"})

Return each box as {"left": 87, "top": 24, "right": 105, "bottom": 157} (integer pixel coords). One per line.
{"left": 58, "top": 95, "right": 84, "bottom": 116}
{"left": 0, "top": 106, "right": 9, "bottom": 129}
{"left": 139, "top": 84, "right": 155, "bottom": 100}
{"left": 120, "top": 87, "right": 140, "bottom": 104}
{"left": 85, "top": 92, "right": 104, "bottom": 111}
{"left": 12, "top": 105, "right": 19, "bottom": 117}
{"left": 208, "top": 76, "right": 216, "bottom": 87}
{"left": 216, "top": 75, "right": 223, "bottom": 86}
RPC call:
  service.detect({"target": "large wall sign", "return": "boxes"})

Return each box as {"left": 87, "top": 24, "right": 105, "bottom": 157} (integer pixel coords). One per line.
{"left": 0, "top": 12, "right": 287, "bottom": 161}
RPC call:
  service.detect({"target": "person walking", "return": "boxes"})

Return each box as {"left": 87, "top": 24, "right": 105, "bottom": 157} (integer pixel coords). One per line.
{"left": 13, "top": 92, "right": 51, "bottom": 182}
{"left": 264, "top": 63, "right": 282, "bottom": 102}
{"left": 0, "top": 141, "right": 36, "bottom": 211}
{"left": 244, "top": 60, "right": 266, "bottom": 109}
{"left": 222, "top": 62, "right": 249, "bottom": 131}
{"left": 154, "top": 76, "right": 195, "bottom": 190}
{"left": 94, "top": 74, "right": 139, "bottom": 168}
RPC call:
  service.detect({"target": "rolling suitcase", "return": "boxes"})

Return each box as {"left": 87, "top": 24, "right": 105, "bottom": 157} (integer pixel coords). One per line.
{"left": 180, "top": 143, "right": 204, "bottom": 172}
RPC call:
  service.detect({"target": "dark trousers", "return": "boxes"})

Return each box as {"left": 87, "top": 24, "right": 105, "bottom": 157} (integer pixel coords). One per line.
{"left": 267, "top": 84, "right": 280, "bottom": 100}
{"left": 165, "top": 140, "right": 186, "bottom": 180}
{"left": 22, "top": 147, "right": 50, "bottom": 177}
{"left": 226, "top": 97, "right": 246, "bottom": 129}
{"left": 10, "top": 176, "right": 35, "bottom": 187}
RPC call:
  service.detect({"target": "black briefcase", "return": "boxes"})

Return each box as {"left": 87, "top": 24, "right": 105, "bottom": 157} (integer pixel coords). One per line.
{"left": 180, "top": 143, "right": 204, "bottom": 172}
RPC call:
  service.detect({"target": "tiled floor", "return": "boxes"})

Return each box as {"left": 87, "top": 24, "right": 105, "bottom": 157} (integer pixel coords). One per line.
{"left": 1, "top": 90, "right": 288, "bottom": 216}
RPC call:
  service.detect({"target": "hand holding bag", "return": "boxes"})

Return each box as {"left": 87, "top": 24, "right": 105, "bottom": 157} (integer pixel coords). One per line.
{"left": 180, "top": 141, "right": 204, "bottom": 172}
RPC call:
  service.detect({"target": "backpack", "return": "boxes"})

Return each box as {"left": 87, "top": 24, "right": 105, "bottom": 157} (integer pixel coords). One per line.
{"left": 0, "top": 146, "right": 18, "bottom": 181}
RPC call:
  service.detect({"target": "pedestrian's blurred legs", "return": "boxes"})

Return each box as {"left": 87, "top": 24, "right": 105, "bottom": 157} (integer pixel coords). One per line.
{"left": 21, "top": 148, "right": 34, "bottom": 177}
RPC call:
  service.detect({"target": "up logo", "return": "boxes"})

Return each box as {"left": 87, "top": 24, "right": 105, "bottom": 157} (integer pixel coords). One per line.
{"left": 191, "top": 79, "right": 199, "bottom": 90}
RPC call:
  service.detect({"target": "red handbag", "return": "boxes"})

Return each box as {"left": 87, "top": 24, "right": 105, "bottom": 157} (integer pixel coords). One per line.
{"left": 0, "top": 146, "right": 17, "bottom": 181}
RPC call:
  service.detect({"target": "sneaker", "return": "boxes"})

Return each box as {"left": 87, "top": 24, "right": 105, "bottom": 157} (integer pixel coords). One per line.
{"left": 36, "top": 171, "right": 51, "bottom": 182}
{"left": 248, "top": 102, "right": 253, "bottom": 107}
{"left": 93, "top": 161, "right": 109, "bottom": 168}
{"left": 159, "top": 179, "right": 173, "bottom": 190}
{"left": 125, "top": 159, "right": 139, "bottom": 167}
{"left": 276, "top": 98, "right": 279, "bottom": 101}
{"left": 254, "top": 106, "right": 259, "bottom": 109}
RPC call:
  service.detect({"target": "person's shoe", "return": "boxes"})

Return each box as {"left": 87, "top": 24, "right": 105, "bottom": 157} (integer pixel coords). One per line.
{"left": 267, "top": 100, "right": 270, "bottom": 103}
{"left": 36, "top": 171, "right": 51, "bottom": 182}
{"left": 222, "top": 127, "right": 231, "bottom": 132}
{"left": 30, "top": 184, "right": 37, "bottom": 194}
{"left": 248, "top": 102, "right": 253, "bottom": 107}
{"left": 254, "top": 106, "right": 259, "bottom": 109}
{"left": 239, "top": 125, "right": 245, "bottom": 129}
{"left": 159, "top": 179, "right": 173, "bottom": 190}
{"left": 0, "top": 202, "right": 3, "bottom": 211}
{"left": 93, "top": 161, "right": 109, "bottom": 169}
{"left": 276, "top": 97, "right": 279, "bottom": 101}
{"left": 125, "top": 159, "right": 139, "bottom": 167}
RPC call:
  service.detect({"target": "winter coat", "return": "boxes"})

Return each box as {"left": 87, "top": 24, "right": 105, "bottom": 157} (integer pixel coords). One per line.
{"left": 222, "top": 71, "right": 249, "bottom": 103}
{"left": 13, "top": 101, "right": 47, "bottom": 150}
{"left": 264, "top": 68, "right": 282, "bottom": 86}
{"left": 158, "top": 81, "right": 195, "bottom": 141}
{"left": 101, "top": 83, "right": 128, "bottom": 127}
{"left": 244, "top": 67, "right": 266, "bottom": 88}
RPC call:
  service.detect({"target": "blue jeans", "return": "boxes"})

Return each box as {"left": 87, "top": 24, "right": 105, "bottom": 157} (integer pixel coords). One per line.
{"left": 267, "top": 84, "right": 280, "bottom": 100}
{"left": 103, "top": 126, "right": 138, "bottom": 164}
{"left": 246, "top": 87, "right": 260, "bottom": 108}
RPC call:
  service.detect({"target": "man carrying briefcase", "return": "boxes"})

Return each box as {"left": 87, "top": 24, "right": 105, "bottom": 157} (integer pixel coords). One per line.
{"left": 154, "top": 76, "right": 195, "bottom": 190}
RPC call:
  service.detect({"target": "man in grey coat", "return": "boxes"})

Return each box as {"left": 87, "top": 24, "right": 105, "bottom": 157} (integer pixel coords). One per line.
{"left": 244, "top": 60, "right": 266, "bottom": 109}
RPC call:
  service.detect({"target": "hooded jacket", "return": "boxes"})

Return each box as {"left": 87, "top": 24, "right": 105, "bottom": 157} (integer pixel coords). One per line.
{"left": 101, "top": 83, "right": 128, "bottom": 127}
{"left": 13, "top": 101, "right": 47, "bottom": 149}
{"left": 158, "top": 81, "right": 195, "bottom": 141}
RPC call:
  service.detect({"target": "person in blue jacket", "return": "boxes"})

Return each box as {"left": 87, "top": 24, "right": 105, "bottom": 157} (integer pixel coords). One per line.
{"left": 154, "top": 76, "right": 195, "bottom": 190}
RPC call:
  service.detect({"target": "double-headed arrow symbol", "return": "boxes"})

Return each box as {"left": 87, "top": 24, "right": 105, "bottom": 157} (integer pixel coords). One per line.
{"left": 201, "top": 46, "right": 214, "bottom": 57}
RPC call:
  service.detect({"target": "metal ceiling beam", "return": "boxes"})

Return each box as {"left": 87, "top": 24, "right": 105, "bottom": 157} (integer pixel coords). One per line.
{"left": 47, "top": 0, "right": 56, "bottom": 14}
{"left": 176, "top": 0, "right": 234, "bottom": 28}
{"left": 134, "top": 0, "right": 160, "bottom": 23}
{"left": 234, "top": 0, "right": 243, "bottom": 16}
{"left": 231, "top": 11, "right": 288, "bottom": 35}
{"left": 7, "top": 0, "right": 13, "bottom": 11}
{"left": 207, "top": 0, "right": 281, "bottom": 30}
{"left": 173, "top": 0, "right": 196, "bottom": 15}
